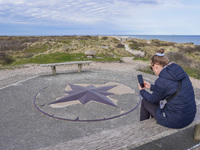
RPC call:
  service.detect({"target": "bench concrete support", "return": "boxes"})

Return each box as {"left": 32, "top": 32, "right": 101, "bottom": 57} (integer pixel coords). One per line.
{"left": 51, "top": 66, "right": 56, "bottom": 75}
{"left": 78, "top": 64, "right": 82, "bottom": 73}
{"left": 194, "top": 124, "right": 200, "bottom": 141}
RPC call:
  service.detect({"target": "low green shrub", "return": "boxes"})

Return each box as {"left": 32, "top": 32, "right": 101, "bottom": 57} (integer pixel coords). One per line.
{"left": 129, "top": 43, "right": 138, "bottom": 49}
{"left": 184, "top": 67, "right": 200, "bottom": 79}
{"left": 137, "top": 65, "right": 154, "bottom": 75}
{"left": 116, "top": 43, "right": 124, "bottom": 48}
{"left": 11, "top": 52, "right": 121, "bottom": 66}
{"left": 26, "top": 44, "right": 49, "bottom": 54}
{"left": 13, "top": 52, "right": 86, "bottom": 65}
{"left": 138, "top": 51, "right": 200, "bottom": 79}
{"left": 101, "top": 36, "right": 108, "bottom": 40}
{"left": 167, "top": 51, "right": 192, "bottom": 68}
{"left": 0, "top": 52, "right": 15, "bottom": 65}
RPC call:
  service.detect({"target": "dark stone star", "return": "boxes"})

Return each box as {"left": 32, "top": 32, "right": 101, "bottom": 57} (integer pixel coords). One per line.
{"left": 49, "top": 83, "right": 118, "bottom": 107}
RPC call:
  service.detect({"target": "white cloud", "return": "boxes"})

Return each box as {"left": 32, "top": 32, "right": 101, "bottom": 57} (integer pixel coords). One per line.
{"left": 0, "top": 0, "right": 162, "bottom": 24}
{"left": 106, "top": 0, "right": 200, "bottom": 35}
{"left": 0, "top": 0, "right": 200, "bottom": 35}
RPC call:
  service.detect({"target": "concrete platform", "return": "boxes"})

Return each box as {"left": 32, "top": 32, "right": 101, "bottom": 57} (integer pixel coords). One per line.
{"left": 0, "top": 69, "right": 143, "bottom": 150}
{"left": 1, "top": 69, "right": 200, "bottom": 150}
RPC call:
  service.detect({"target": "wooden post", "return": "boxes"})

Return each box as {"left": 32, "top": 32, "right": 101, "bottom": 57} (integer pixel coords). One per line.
{"left": 78, "top": 64, "right": 82, "bottom": 73}
{"left": 194, "top": 124, "right": 200, "bottom": 141}
{"left": 51, "top": 66, "right": 56, "bottom": 75}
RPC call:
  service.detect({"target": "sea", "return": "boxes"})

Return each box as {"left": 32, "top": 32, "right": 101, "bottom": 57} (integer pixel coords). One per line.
{"left": 125, "top": 35, "right": 200, "bottom": 45}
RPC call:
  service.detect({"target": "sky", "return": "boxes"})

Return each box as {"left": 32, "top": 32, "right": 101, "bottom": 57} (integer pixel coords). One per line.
{"left": 0, "top": 0, "right": 200, "bottom": 35}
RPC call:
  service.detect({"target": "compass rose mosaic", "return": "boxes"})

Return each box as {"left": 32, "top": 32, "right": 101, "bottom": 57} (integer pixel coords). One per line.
{"left": 33, "top": 82, "right": 141, "bottom": 122}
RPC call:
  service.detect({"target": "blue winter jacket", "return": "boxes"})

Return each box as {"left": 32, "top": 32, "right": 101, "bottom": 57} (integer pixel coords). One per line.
{"left": 140, "top": 63, "right": 196, "bottom": 129}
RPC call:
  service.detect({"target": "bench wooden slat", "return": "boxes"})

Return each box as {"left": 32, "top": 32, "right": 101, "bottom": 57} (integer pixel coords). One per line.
{"left": 40, "top": 61, "right": 92, "bottom": 74}
{"left": 40, "top": 61, "right": 92, "bottom": 67}
{"left": 39, "top": 103, "right": 200, "bottom": 150}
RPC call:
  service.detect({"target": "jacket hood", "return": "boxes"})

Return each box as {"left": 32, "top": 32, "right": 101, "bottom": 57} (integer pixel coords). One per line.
{"left": 159, "top": 63, "right": 186, "bottom": 81}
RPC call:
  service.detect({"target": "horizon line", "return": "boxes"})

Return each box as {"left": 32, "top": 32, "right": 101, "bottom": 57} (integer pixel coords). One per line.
{"left": 0, "top": 34, "right": 200, "bottom": 36}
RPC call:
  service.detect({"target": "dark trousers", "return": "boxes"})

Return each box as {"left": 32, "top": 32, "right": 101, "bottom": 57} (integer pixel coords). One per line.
{"left": 140, "top": 99, "right": 159, "bottom": 121}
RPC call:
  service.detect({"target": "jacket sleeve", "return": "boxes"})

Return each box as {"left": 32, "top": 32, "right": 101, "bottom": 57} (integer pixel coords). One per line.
{"left": 140, "top": 79, "right": 165, "bottom": 104}
{"left": 150, "top": 84, "right": 154, "bottom": 91}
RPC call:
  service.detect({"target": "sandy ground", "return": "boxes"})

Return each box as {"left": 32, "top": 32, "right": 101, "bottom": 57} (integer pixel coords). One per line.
{"left": 0, "top": 57, "right": 200, "bottom": 89}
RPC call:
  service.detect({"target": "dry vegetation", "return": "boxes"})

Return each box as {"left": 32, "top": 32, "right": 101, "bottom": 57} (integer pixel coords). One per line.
{"left": 1, "top": 35, "right": 200, "bottom": 79}
{"left": 0, "top": 36, "right": 132, "bottom": 66}
{"left": 125, "top": 38, "right": 200, "bottom": 79}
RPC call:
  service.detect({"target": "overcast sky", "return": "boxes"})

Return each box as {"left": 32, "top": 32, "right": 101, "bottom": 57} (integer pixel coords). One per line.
{"left": 0, "top": 0, "right": 199, "bottom": 35}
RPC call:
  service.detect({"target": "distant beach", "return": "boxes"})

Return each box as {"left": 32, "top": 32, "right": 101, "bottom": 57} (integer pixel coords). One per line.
{"left": 123, "top": 35, "right": 200, "bottom": 45}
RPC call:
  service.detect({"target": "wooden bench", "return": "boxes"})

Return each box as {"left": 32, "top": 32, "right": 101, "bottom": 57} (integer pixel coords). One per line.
{"left": 40, "top": 61, "right": 92, "bottom": 75}
{"left": 39, "top": 100, "right": 200, "bottom": 150}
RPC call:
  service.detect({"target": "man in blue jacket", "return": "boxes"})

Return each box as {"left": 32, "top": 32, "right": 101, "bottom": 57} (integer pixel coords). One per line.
{"left": 138, "top": 49, "right": 196, "bottom": 129}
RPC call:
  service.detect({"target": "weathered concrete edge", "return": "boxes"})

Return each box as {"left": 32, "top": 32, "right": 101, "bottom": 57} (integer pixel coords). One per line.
{"left": 38, "top": 103, "right": 200, "bottom": 150}
{"left": 0, "top": 75, "right": 40, "bottom": 91}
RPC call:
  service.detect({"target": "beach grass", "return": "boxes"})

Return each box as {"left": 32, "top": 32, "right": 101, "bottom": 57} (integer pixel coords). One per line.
{"left": 138, "top": 64, "right": 200, "bottom": 80}
{"left": 137, "top": 66, "right": 154, "bottom": 75}
{"left": 184, "top": 67, "right": 200, "bottom": 79}
{"left": 11, "top": 52, "right": 121, "bottom": 66}
{"left": 133, "top": 57, "right": 149, "bottom": 62}
{"left": 0, "top": 36, "right": 126, "bottom": 67}
{"left": 25, "top": 44, "right": 49, "bottom": 54}
{"left": 1, "top": 36, "right": 200, "bottom": 80}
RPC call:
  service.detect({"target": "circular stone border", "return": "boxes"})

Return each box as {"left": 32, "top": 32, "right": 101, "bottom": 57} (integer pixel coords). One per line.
{"left": 33, "top": 85, "right": 142, "bottom": 122}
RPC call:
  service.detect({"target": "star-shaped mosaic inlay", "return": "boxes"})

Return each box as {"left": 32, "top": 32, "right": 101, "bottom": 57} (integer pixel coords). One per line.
{"left": 49, "top": 83, "right": 118, "bottom": 107}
